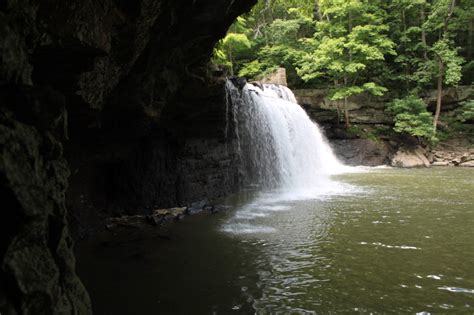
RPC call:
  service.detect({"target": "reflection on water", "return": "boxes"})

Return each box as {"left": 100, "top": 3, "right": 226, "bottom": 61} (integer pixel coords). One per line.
{"left": 77, "top": 167, "right": 474, "bottom": 314}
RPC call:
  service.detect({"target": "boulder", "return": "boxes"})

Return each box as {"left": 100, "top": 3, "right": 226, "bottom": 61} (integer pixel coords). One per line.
{"left": 431, "top": 161, "right": 450, "bottom": 166}
{"left": 332, "top": 139, "right": 392, "bottom": 166}
{"left": 459, "top": 161, "right": 474, "bottom": 167}
{"left": 148, "top": 207, "right": 188, "bottom": 225}
{"left": 460, "top": 153, "right": 471, "bottom": 163}
{"left": 153, "top": 207, "right": 187, "bottom": 217}
{"left": 105, "top": 215, "right": 148, "bottom": 229}
{"left": 391, "top": 147, "right": 430, "bottom": 168}
{"left": 186, "top": 199, "right": 209, "bottom": 215}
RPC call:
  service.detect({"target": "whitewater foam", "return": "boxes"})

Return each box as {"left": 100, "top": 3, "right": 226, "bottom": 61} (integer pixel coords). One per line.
{"left": 222, "top": 81, "right": 362, "bottom": 235}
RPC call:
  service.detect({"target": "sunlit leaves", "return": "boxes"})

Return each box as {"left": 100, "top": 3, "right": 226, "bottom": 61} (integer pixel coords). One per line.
{"left": 298, "top": 0, "right": 394, "bottom": 100}
{"left": 457, "top": 99, "right": 474, "bottom": 122}
{"left": 431, "top": 39, "right": 464, "bottom": 85}
{"left": 387, "top": 96, "right": 435, "bottom": 140}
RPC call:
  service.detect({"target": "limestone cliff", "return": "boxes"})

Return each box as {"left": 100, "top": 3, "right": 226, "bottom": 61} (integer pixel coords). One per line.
{"left": 294, "top": 87, "right": 474, "bottom": 166}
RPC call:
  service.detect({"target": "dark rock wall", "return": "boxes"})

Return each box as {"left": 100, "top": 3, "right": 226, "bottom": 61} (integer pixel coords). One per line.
{"left": 1, "top": 0, "right": 256, "bottom": 313}
{"left": 0, "top": 88, "right": 91, "bottom": 314}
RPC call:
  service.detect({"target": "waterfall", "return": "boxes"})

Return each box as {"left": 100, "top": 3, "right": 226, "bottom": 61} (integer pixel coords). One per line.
{"left": 226, "top": 80, "right": 349, "bottom": 193}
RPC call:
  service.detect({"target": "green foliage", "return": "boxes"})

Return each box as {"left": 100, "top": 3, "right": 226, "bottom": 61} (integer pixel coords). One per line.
{"left": 387, "top": 96, "right": 435, "bottom": 141}
{"left": 346, "top": 125, "right": 391, "bottom": 142}
{"left": 238, "top": 60, "right": 264, "bottom": 78}
{"left": 457, "top": 99, "right": 474, "bottom": 122}
{"left": 297, "top": 0, "right": 395, "bottom": 102}
{"left": 213, "top": 0, "right": 473, "bottom": 136}
{"left": 437, "top": 41, "right": 464, "bottom": 85}
{"left": 212, "top": 18, "right": 253, "bottom": 74}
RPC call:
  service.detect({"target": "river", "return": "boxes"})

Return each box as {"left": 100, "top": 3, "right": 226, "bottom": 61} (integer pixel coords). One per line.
{"left": 77, "top": 167, "right": 474, "bottom": 314}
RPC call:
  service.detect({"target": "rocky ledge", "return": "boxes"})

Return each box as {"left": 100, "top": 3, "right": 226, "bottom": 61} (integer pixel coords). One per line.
{"left": 294, "top": 85, "right": 473, "bottom": 168}
{"left": 104, "top": 200, "right": 227, "bottom": 230}
{"left": 429, "top": 139, "right": 474, "bottom": 167}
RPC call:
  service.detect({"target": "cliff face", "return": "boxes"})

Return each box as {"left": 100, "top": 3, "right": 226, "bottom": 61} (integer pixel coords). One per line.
{"left": 295, "top": 87, "right": 473, "bottom": 129}
{"left": 0, "top": 0, "right": 256, "bottom": 313}
{"left": 294, "top": 87, "right": 474, "bottom": 166}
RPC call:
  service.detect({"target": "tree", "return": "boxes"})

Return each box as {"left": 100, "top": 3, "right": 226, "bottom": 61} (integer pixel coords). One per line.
{"left": 298, "top": 0, "right": 395, "bottom": 127}
{"left": 387, "top": 95, "right": 435, "bottom": 142}
{"left": 212, "top": 0, "right": 473, "bottom": 144}
{"left": 418, "top": 0, "right": 464, "bottom": 132}
{"left": 385, "top": 0, "right": 427, "bottom": 91}
{"left": 212, "top": 17, "right": 252, "bottom": 75}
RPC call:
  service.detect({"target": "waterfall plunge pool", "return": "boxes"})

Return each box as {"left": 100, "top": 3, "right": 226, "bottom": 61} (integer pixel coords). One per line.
{"left": 76, "top": 167, "right": 474, "bottom": 314}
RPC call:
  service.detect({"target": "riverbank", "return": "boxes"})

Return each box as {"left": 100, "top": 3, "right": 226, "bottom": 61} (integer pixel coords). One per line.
{"left": 292, "top": 84, "right": 473, "bottom": 168}
{"left": 331, "top": 136, "right": 474, "bottom": 168}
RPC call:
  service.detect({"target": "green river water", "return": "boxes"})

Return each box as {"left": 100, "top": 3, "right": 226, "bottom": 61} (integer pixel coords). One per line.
{"left": 77, "top": 167, "right": 474, "bottom": 314}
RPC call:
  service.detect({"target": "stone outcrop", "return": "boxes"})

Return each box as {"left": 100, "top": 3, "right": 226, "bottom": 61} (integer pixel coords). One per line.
{"left": 294, "top": 89, "right": 392, "bottom": 125}
{"left": 0, "top": 90, "right": 91, "bottom": 314}
{"left": 295, "top": 86, "right": 472, "bottom": 128}
{"left": 103, "top": 202, "right": 223, "bottom": 230}
{"left": 332, "top": 139, "right": 393, "bottom": 166}
{"left": 294, "top": 86, "right": 473, "bottom": 167}
{"left": 260, "top": 67, "right": 288, "bottom": 86}
{"left": 1, "top": 0, "right": 257, "bottom": 313}
{"left": 391, "top": 146, "right": 431, "bottom": 168}
{"left": 428, "top": 138, "right": 474, "bottom": 166}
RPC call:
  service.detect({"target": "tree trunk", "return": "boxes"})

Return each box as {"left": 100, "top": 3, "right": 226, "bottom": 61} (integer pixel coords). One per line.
{"left": 343, "top": 77, "right": 350, "bottom": 128}
{"left": 265, "top": 0, "right": 273, "bottom": 23}
{"left": 343, "top": 97, "right": 350, "bottom": 128}
{"left": 344, "top": 15, "right": 352, "bottom": 129}
{"left": 433, "top": 60, "right": 444, "bottom": 133}
{"left": 444, "top": 0, "right": 456, "bottom": 33}
{"left": 333, "top": 80, "right": 341, "bottom": 125}
{"left": 314, "top": 0, "right": 323, "bottom": 21}
{"left": 402, "top": 9, "right": 409, "bottom": 90}
{"left": 420, "top": 5, "right": 428, "bottom": 60}
{"left": 228, "top": 50, "right": 234, "bottom": 76}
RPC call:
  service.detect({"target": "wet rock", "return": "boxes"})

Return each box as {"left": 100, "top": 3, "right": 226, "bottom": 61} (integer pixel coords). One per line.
{"left": 153, "top": 207, "right": 187, "bottom": 217}
{"left": 106, "top": 207, "right": 189, "bottom": 228}
{"left": 391, "top": 146, "right": 430, "bottom": 168}
{"left": 460, "top": 153, "right": 471, "bottom": 163}
{"left": 332, "top": 139, "right": 392, "bottom": 166}
{"left": 148, "top": 207, "right": 187, "bottom": 225}
{"left": 211, "top": 205, "right": 230, "bottom": 214}
{"left": 428, "top": 140, "right": 474, "bottom": 167}
{"left": 147, "top": 214, "right": 164, "bottom": 226}
{"left": 186, "top": 199, "right": 209, "bottom": 215}
{"left": 187, "top": 207, "right": 203, "bottom": 215}
{"left": 105, "top": 215, "right": 148, "bottom": 229}
{"left": 249, "top": 81, "right": 264, "bottom": 90}
{"left": 431, "top": 161, "right": 450, "bottom": 166}
{"left": 203, "top": 205, "right": 214, "bottom": 213}
{"left": 459, "top": 161, "right": 474, "bottom": 167}
{"left": 229, "top": 76, "right": 247, "bottom": 90}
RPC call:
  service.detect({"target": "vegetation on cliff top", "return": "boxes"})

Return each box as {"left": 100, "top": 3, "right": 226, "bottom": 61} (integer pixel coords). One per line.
{"left": 214, "top": 0, "right": 474, "bottom": 144}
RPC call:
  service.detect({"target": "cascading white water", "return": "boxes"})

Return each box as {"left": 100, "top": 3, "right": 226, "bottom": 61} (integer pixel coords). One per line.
{"left": 227, "top": 80, "right": 349, "bottom": 193}
{"left": 223, "top": 80, "right": 360, "bottom": 234}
